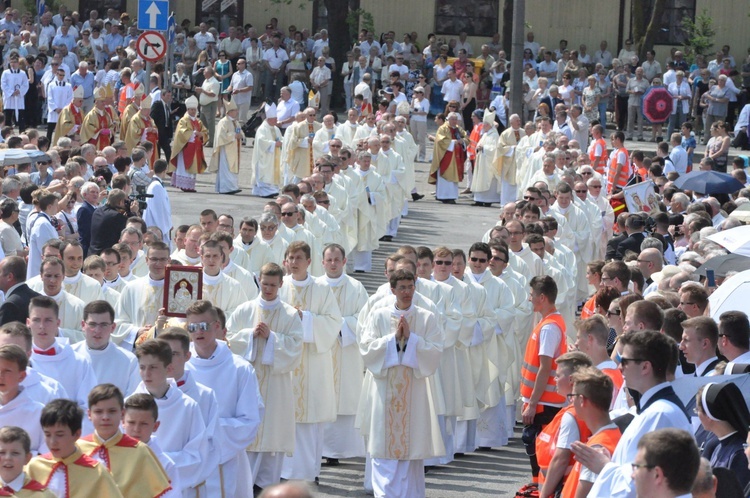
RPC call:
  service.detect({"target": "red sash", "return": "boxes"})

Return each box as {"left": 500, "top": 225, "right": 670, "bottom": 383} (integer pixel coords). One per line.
{"left": 90, "top": 112, "right": 112, "bottom": 149}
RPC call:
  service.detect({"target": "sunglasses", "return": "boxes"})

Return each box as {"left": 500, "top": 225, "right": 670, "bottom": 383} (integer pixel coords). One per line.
{"left": 469, "top": 257, "right": 487, "bottom": 263}
{"left": 434, "top": 260, "right": 452, "bottom": 266}
{"left": 187, "top": 321, "right": 212, "bottom": 333}
{"left": 280, "top": 212, "right": 296, "bottom": 217}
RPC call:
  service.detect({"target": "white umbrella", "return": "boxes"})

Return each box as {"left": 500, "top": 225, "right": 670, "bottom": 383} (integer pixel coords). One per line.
{"left": 708, "top": 268, "right": 750, "bottom": 318}
{"left": 707, "top": 225, "right": 750, "bottom": 257}
{"left": 0, "top": 149, "right": 31, "bottom": 167}
{"left": 728, "top": 203, "right": 750, "bottom": 223}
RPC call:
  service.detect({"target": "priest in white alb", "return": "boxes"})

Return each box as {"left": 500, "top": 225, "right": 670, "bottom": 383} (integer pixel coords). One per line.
{"left": 350, "top": 151, "right": 387, "bottom": 272}
{"left": 312, "top": 114, "right": 338, "bottom": 161}
{"left": 251, "top": 103, "right": 283, "bottom": 198}
{"left": 34, "top": 257, "right": 85, "bottom": 343}
{"left": 279, "top": 241, "right": 342, "bottom": 483}
{"left": 226, "top": 262, "right": 303, "bottom": 490}
{"left": 471, "top": 110, "right": 502, "bottom": 206}
{"left": 199, "top": 240, "right": 250, "bottom": 316}
{"left": 319, "top": 244, "right": 368, "bottom": 462}
{"left": 356, "top": 269, "right": 444, "bottom": 497}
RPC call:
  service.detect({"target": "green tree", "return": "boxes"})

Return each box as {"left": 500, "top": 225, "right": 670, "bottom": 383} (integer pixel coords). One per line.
{"left": 681, "top": 8, "right": 715, "bottom": 63}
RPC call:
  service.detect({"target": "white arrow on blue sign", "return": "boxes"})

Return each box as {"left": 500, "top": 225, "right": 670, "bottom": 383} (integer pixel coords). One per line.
{"left": 167, "top": 15, "right": 175, "bottom": 44}
{"left": 137, "top": 0, "right": 169, "bottom": 31}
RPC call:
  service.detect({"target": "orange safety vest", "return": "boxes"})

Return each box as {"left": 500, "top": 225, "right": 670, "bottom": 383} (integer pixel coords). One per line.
{"left": 588, "top": 137, "right": 607, "bottom": 175}
{"left": 601, "top": 367, "right": 624, "bottom": 392}
{"left": 580, "top": 295, "right": 597, "bottom": 320}
{"left": 520, "top": 312, "right": 567, "bottom": 405}
{"left": 607, "top": 147, "right": 630, "bottom": 194}
{"left": 536, "top": 405, "right": 591, "bottom": 487}
{"left": 560, "top": 426, "right": 621, "bottom": 498}
{"left": 118, "top": 82, "right": 138, "bottom": 114}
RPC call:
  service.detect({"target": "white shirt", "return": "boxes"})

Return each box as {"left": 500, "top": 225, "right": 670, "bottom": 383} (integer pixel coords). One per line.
{"left": 668, "top": 145, "right": 688, "bottom": 175}
{"left": 263, "top": 46, "right": 289, "bottom": 70}
{"left": 441, "top": 79, "right": 463, "bottom": 103}
{"left": 229, "top": 70, "right": 253, "bottom": 105}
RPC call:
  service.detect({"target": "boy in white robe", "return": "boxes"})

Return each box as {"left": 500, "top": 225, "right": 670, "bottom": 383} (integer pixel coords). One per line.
{"left": 278, "top": 241, "right": 342, "bottom": 483}
{"left": 144, "top": 159, "right": 173, "bottom": 244}
{"left": 186, "top": 300, "right": 263, "bottom": 497}
{"left": 27, "top": 296, "right": 97, "bottom": 430}
{"left": 211, "top": 231, "right": 259, "bottom": 291}
{"left": 0, "top": 344, "right": 47, "bottom": 454}
{"left": 0, "top": 322, "right": 70, "bottom": 404}
{"left": 251, "top": 104, "right": 283, "bottom": 197}
{"left": 82, "top": 256, "right": 121, "bottom": 307}
{"left": 226, "top": 262, "right": 304, "bottom": 491}
{"left": 72, "top": 300, "right": 139, "bottom": 396}
{"left": 356, "top": 269, "right": 445, "bottom": 497}
{"left": 123, "top": 394, "right": 183, "bottom": 498}
{"left": 31, "top": 257, "right": 85, "bottom": 343}
{"left": 319, "top": 244, "right": 368, "bottom": 462}
{"left": 114, "top": 242, "right": 171, "bottom": 350}
{"left": 132, "top": 339, "right": 212, "bottom": 496}
{"left": 199, "top": 240, "right": 250, "bottom": 316}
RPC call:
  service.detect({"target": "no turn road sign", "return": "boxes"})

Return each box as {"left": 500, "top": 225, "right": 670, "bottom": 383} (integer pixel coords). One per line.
{"left": 136, "top": 31, "right": 167, "bottom": 62}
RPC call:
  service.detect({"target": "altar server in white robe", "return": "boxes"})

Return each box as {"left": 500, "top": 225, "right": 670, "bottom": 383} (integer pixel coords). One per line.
{"left": 356, "top": 269, "right": 445, "bottom": 498}
{"left": 186, "top": 300, "right": 263, "bottom": 497}
{"left": 120, "top": 227, "right": 150, "bottom": 278}
{"left": 312, "top": 114, "right": 338, "bottom": 161}
{"left": 0, "top": 344, "right": 48, "bottom": 454}
{"left": 234, "top": 217, "right": 275, "bottom": 275}
{"left": 33, "top": 257, "right": 85, "bottom": 343}
{"left": 211, "top": 231, "right": 259, "bottom": 290}
{"left": 570, "top": 330, "right": 691, "bottom": 498}
{"left": 279, "top": 241, "right": 342, "bottom": 483}
{"left": 259, "top": 213, "right": 289, "bottom": 267}
{"left": 0, "top": 324, "right": 70, "bottom": 404}
{"left": 226, "top": 263, "right": 303, "bottom": 490}
{"left": 72, "top": 300, "right": 140, "bottom": 395}
{"left": 58, "top": 240, "right": 104, "bottom": 303}
{"left": 471, "top": 110, "right": 502, "bottom": 205}
{"left": 161, "top": 328, "right": 221, "bottom": 487}
{"left": 586, "top": 174, "right": 615, "bottom": 260}
{"left": 199, "top": 240, "right": 251, "bottom": 316}
{"left": 27, "top": 296, "right": 98, "bottom": 422}
{"left": 82, "top": 255, "right": 122, "bottom": 307}
{"left": 251, "top": 103, "right": 283, "bottom": 197}
{"left": 114, "top": 242, "right": 171, "bottom": 350}
{"left": 573, "top": 181, "right": 604, "bottom": 263}
{"left": 514, "top": 122, "right": 541, "bottom": 195}
{"left": 350, "top": 151, "right": 387, "bottom": 272}
{"left": 319, "top": 244, "right": 368, "bottom": 460}
{"left": 132, "top": 339, "right": 212, "bottom": 496}
{"left": 549, "top": 183, "right": 592, "bottom": 305}
{"left": 279, "top": 203, "right": 324, "bottom": 277}
{"left": 353, "top": 113, "right": 378, "bottom": 143}
{"left": 144, "top": 160, "right": 173, "bottom": 244}
{"left": 464, "top": 243, "right": 514, "bottom": 449}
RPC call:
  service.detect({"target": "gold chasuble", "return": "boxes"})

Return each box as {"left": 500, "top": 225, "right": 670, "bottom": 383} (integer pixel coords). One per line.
{"left": 169, "top": 115, "right": 209, "bottom": 175}
{"left": 429, "top": 123, "right": 467, "bottom": 184}
{"left": 26, "top": 448, "right": 123, "bottom": 498}
{"left": 77, "top": 432, "right": 171, "bottom": 497}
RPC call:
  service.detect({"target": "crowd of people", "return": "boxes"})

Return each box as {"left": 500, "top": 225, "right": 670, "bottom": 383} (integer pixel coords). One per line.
{"left": 0, "top": 7, "right": 747, "bottom": 498}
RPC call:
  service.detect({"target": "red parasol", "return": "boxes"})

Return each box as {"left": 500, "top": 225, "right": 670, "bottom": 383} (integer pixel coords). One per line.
{"left": 641, "top": 86, "right": 673, "bottom": 124}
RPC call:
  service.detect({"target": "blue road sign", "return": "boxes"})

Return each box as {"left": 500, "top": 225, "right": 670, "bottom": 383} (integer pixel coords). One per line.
{"left": 137, "top": 0, "right": 169, "bottom": 31}
{"left": 167, "top": 15, "right": 175, "bottom": 44}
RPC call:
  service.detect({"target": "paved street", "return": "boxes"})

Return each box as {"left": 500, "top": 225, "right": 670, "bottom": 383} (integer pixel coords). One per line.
{"left": 166, "top": 127, "right": 710, "bottom": 496}
{"left": 168, "top": 141, "right": 533, "bottom": 496}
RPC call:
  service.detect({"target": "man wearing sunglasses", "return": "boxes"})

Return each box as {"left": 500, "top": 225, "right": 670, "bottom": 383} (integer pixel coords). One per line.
{"left": 572, "top": 331, "right": 691, "bottom": 498}
{"left": 186, "top": 300, "right": 262, "bottom": 497}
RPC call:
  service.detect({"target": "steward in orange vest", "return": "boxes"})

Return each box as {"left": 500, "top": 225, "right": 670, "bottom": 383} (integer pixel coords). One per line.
{"left": 563, "top": 368, "right": 621, "bottom": 498}
{"left": 536, "top": 352, "right": 593, "bottom": 498}
{"left": 588, "top": 124, "right": 608, "bottom": 175}
{"left": 573, "top": 315, "right": 624, "bottom": 410}
{"left": 606, "top": 131, "right": 630, "bottom": 195}
{"left": 521, "top": 276, "right": 567, "bottom": 484}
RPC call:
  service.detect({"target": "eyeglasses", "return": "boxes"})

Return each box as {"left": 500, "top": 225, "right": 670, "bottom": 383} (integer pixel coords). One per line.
{"left": 103, "top": 261, "right": 119, "bottom": 266}
{"left": 508, "top": 231, "right": 524, "bottom": 236}
{"left": 187, "top": 321, "right": 214, "bottom": 333}
{"left": 434, "top": 260, "right": 452, "bottom": 266}
{"left": 607, "top": 309, "right": 621, "bottom": 316}
{"left": 491, "top": 256, "right": 507, "bottom": 263}
{"left": 574, "top": 189, "right": 587, "bottom": 193}
{"left": 566, "top": 393, "right": 583, "bottom": 401}
{"left": 590, "top": 185, "right": 602, "bottom": 189}
{"left": 281, "top": 212, "right": 296, "bottom": 217}
{"left": 523, "top": 196, "right": 539, "bottom": 201}
{"left": 470, "top": 257, "right": 488, "bottom": 263}
{"left": 147, "top": 257, "right": 169, "bottom": 263}
{"left": 318, "top": 200, "right": 330, "bottom": 205}
{"left": 620, "top": 357, "right": 647, "bottom": 367}
{"left": 680, "top": 301, "right": 695, "bottom": 307}
{"left": 631, "top": 462, "right": 655, "bottom": 471}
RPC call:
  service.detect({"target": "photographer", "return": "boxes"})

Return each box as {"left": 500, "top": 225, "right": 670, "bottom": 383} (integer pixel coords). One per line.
{"left": 88, "top": 189, "right": 135, "bottom": 255}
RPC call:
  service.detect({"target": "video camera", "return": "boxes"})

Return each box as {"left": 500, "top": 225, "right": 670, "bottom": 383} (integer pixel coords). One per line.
{"left": 129, "top": 185, "right": 154, "bottom": 213}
